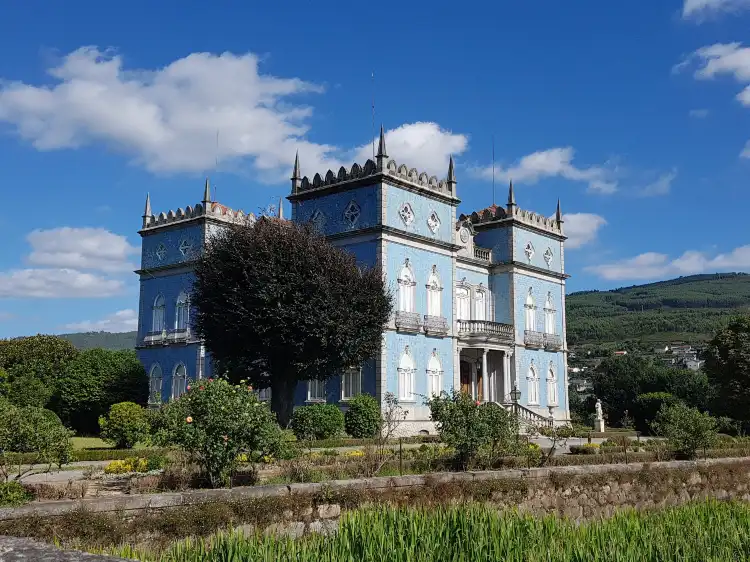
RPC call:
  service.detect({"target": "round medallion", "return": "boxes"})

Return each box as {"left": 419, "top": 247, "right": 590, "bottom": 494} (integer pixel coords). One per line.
{"left": 459, "top": 227, "right": 469, "bottom": 243}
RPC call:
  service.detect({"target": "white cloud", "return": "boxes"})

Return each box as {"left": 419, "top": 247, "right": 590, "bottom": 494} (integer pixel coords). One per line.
{"left": 62, "top": 309, "right": 137, "bottom": 332}
{"left": 26, "top": 227, "right": 137, "bottom": 272}
{"left": 689, "top": 108, "right": 710, "bottom": 118}
{"left": 353, "top": 122, "right": 468, "bottom": 177}
{"left": 682, "top": 0, "right": 750, "bottom": 19}
{"left": 473, "top": 147, "right": 618, "bottom": 194}
{"left": 742, "top": 140, "right": 750, "bottom": 158}
{"left": 586, "top": 245, "right": 750, "bottom": 281}
{"left": 563, "top": 213, "right": 607, "bottom": 249}
{"left": 0, "top": 268, "right": 125, "bottom": 298}
{"left": 637, "top": 170, "right": 677, "bottom": 197}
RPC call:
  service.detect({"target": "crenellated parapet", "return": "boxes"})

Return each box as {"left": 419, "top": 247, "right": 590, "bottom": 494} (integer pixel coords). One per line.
{"left": 140, "top": 180, "right": 257, "bottom": 232}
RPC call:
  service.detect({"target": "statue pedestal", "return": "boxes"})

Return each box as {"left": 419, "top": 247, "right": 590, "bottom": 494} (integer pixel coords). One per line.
{"left": 593, "top": 418, "right": 605, "bottom": 432}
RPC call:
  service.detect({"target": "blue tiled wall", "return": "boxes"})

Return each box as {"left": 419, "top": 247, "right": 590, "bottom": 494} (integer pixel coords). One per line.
{"left": 489, "top": 273, "right": 512, "bottom": 324}
{"left": 512, "top": 273, "right": 565, "bottom": 336}
{"left": 387, "top": 241, "right": 453, "bottom": 321}
{"left": 138, "top": 272, "right": 196, "bottom": 341}
{"left": 333, "top": 239, "right": 379, "bottom": 267}
{"left": 141, "top": 224, "right": 203, "bottom": 269}
{"left": 515, "top": 347, "right": 565, "bottom": 408}
{"left": 384, "top": 185, "right": 454, "bottom": 243}
{"left": 137, "top": 344, "right": 208, "bottom": 403}
{"left": 512, "top": 229, "right": 563, "bottom": 273}
{"left": 292, "top": 359, "right": 378, "bottom": 406}
{"left": 384, "top": 331, "right": 455, "bottom": 400}
{"left": 474, "top": 227, "right": 512, "bottom": 263}
{"left": 293, "top": 184, "right": 380, "bottom": 236}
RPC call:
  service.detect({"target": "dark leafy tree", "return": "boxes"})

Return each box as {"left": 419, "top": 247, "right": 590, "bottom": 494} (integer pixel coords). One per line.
{"left": 193, "top": 218, "right": 392, "bottom": 427}
{"left": 703, "top": 315, "right": 750, "bottom": 423}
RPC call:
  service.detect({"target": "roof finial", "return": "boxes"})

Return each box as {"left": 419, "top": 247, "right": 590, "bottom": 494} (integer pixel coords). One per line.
{"left": 143, "top": 193, "right": 151, "bottom": 217}
{"left": 376, "top": 125, "right": 387, "bottom": 171}
{"left": 446, "top": 155, "right": 457, "bottom": 194}
{"left": 556, "top": 199, "right": 563, "bottom": 224}
{"left": 203, "top": 178, "right": 211, "bottom": 204}
{"left": 291, "top": 150, "right": 302, "bottom": 194}
{"left": 278, "top": 197, "right": 284, "bottom": 220}
{"left": 507, "top": 179, "right": 516, "bottom": 210}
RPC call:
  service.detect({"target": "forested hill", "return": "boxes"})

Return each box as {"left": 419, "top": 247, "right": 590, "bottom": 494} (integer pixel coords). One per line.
{"left": 59, "top": 331, "right": 137, "bottom": 350}
{"left": 566, "top": 273, "right": 750, "bottom": 345}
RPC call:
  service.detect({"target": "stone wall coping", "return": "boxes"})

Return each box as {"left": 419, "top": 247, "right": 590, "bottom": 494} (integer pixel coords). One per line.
{"left": 1, "top": 456, "right": 748, "bottom": 521}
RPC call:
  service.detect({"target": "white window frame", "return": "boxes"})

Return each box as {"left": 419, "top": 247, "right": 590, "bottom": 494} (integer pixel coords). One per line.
{"left": 426, "top": 267, "right": 442, "bottom": 317}
{"left": 172, "top": 363, "right": 188, "bottom": 400}
{"left": 175, "top": 291, "right": 190, "bottom": 331}
{"left": 257, "top": 387, "right": 272, "bottom": 402}
{"left": 547, "top": 364, "right": 558, "bottom": 406}
{"left": 307, "top": 379, "right": 326, "bottom": 402}
{"left": 426, "top": 353, "right": 443, "bottom": 397}
{"left": 527, "top": 364, "right": 540, "bottom": 405}
{"left": 341, "top": 367, "right": 362, "bottom": 400}
{"left": 152, "top": 294, "right": 166, "bottom": 333}
{"left": 149, "top": 364, "right": 163, "bottom": 405}
{"left": 398, "top": 260, "right": 416, "bottom": 313}
{"left": 474, "top": 289, "right": 486, "bottom": 321}
{"left": 525, "top": 288, "right": 536, "bottom": 332}
{"left": 398, "top": 350, "right": 416, "bottom": 401}
{"left": 456, "top": 286, "right": 470, "bottom": 320}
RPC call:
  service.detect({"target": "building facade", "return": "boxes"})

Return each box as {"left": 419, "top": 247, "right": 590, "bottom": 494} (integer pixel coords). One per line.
{"left": 136, "top": 128, "right": 571, "bottom": 432}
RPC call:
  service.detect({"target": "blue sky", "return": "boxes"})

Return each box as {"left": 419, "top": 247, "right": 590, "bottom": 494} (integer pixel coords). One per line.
{"left": 0, "top": 0, "right": 748, "bottom": 336}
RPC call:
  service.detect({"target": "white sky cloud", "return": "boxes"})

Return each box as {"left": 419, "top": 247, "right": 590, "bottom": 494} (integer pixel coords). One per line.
{"left": 0, "top": 47, "right": 471, "bottom": 182}
{"left": 473, "top": 147, "right": 618, "bottom": 194}
{"left": 26, "top": 227, "right": 138, "bottom": 272}
{"left": 563, "top": 213, "right": 607, "bottom": 249}
{"left": 0, "top": 268, "right": 125, "bottom": 298}
{"left": 62, "top": 309, "right": 137, "bottom": 332}
{"left": 586, "top": 245, "right": 750, "bottom": 281}
{"left": 689, "top": 108, "right": 710, "bottom": 118}
{"left": 682, "top": 0, "right": 750, "bottom": 19}
{"left": 637, "top": 170, "right": 677, "bottom": 197}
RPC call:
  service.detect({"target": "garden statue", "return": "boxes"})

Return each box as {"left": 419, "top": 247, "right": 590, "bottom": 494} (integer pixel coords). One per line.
{"left": 593, "top": 399, "right": 605, "bottom": 432}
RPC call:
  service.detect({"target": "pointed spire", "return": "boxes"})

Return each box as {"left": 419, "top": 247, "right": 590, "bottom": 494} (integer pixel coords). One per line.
{"left": 291, "top": 151, "right": 302, "bottom": 193}
{"left": 377, "top": 125, "right": 387, "bottom": 159}
{"left": 556, "top": 199, "right": 563, "bottom": 224}
{"left": 507, "top": 180, "right": 516, "bottom": 209}
{"left": 292, "top": 150, "right": 301, "bottom": 179}
{"left": 278, "top": 197, "right": 284, "bottom": 220}
{"left": 203, "top": 178, "right": 211, "bottom": 204}
{"left": 143, "top": 193, "right": 151, "bottom": 217}
{"left": 447, "top": 155, "right": 456, "bottom": 182}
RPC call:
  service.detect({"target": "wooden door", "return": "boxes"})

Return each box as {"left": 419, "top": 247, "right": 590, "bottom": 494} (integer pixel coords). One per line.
{"left": 460, "top": 361, "right": 472, "bottom": 395}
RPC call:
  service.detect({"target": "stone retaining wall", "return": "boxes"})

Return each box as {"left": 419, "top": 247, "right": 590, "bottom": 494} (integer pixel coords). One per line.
{"left": 2, "top": 457, "right": 750, "bottom": 535}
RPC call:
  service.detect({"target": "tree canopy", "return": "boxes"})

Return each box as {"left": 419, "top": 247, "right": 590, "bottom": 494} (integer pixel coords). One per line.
{"left": 193, "top": 218, "right": 392, "bottom": 426}
{"left": 703, "top": 315, "right": 750, "bottom": 424}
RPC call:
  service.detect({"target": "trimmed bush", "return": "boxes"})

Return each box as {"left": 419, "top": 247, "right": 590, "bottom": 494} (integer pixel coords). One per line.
{"left": 344, "top": 394, "right": 381, "bottom": 438}
{"left": 290, "top": 404, "right": 345, "bottom": 441}
{"left": 0, "top": 481, "right": 33, "bottom": 507}
{"left": 634, "top": 392, "right": 682, "bottom": 434}
{"left": 570, "top": 443, "right": 600, "bottom": 455}
{"left": 99, "top": 402, "right": 150, "bottom": 449}
{"left": 652, "top": 403, "right": 718, "bottom": 459}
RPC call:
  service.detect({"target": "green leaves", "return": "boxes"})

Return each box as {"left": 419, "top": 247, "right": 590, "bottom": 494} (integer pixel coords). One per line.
{"left": 99, "top": 402, "right": 150, "bottom": 449}
{"left": 704, "top": 315, "right": 750, "bottom": 425}
{"left": 651, "top": 403, "right": 718, "bottom": 459}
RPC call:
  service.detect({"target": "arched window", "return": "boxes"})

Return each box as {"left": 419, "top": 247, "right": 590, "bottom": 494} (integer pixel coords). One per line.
{"left": 426, "top": 351, "right": 442, "bottom": 397}
{"left": 341, "top": 366, "right": 362, "bottom": 400}
{"left": 547, "top": 362, "right": 558, "bottom": 406}
{"left": 527, "top": 362, "right": 539, "bottom": 405}
{"left": 525, "top": 288, "right": 536, "bottom": 332}
{"left": 398, "top": 348, "right": 416, "bottom": 401}
{"left": 544, "top": 292, "right": 556, "bottom": 334}
{"left": 426, "top": 266, "right": 441, "bottom": 317}
{"left": 172, "top": 363, "right": 187, "bottom": 400}
{"left": 474, "top": 288, "right": 486, "bottom": 321}
{"left": 152, "top": 295, "right": 166, "bottom": 333}
{"left": 456, "top": 286, "right": 470, "bottom": 320}
{"left": 176, "top": 292, "right": 190, "bottom": 331}
{"left": 148, "top": 364, "right": 163, "bottom": 405}
{"left": 398, "top": 259, "right": 416, "bottom": 313}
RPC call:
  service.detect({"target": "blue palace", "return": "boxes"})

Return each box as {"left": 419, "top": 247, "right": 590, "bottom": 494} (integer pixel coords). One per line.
{"left": 136, "top": 128, "right": 571, "bottom": 434}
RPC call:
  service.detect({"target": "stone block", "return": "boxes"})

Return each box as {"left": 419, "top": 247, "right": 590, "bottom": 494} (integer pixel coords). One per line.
{"left": 265, "top": 522, "right": 305, "bottom": 538}
{"left": 308, "top": 519, "right": 339, "bottom": 535}
{"left": 317, "top": 504, "right": 341, "bottom": 519}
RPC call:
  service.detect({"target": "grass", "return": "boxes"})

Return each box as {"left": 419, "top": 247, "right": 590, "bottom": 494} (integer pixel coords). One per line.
{"left": 98, "top": 500, "right": 750, "bottom": 561}
{"left": 71, "top": 437, "right": 151, "bottom": 450}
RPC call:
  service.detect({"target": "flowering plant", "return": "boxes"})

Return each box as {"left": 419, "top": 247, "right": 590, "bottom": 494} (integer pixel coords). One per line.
{"left": 155, "top": 378, "right": 284, "bottom": 487}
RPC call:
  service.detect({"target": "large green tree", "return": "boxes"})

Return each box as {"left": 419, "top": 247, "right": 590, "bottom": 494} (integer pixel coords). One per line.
{"left": 703, "top": 315, "right": 750, "bottom": 423}
{"left": 193, "top": 218, "right": 392, "bottom": 427}
{"left": 56, "top": 349, "right": 148, "bottom": 434}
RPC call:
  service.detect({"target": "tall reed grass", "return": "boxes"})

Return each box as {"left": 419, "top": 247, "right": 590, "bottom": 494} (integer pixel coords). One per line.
{"left": 103, "top": 500, "right": 750, "bottom": 562}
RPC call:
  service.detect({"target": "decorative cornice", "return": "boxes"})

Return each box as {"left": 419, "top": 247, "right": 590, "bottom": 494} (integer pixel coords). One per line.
{"left": 490, "top": 260, "right": 570, "bottom": 280}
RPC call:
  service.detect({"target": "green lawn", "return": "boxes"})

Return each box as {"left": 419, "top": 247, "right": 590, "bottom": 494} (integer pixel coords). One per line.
{"left": 71, "top": 437, "right": 149, "bottom": 450}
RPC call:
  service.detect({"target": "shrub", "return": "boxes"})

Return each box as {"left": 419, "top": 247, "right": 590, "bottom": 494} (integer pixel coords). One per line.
{"left": 651, "top": 403, "right": 718, "bottom": 459}
{"left": 570, "top": 443, "right": 600, "bottom": 455}
{"left": 154, "top": 379, "right": 284, "bottom": 487}
{"left": 0, "top": 481, "right": 33, "bottom": 507}
{"left": 601, "top": 435, "right": 632, "bottom": 449}
{"left": 6, "top": 374, "right": 53, "bottom": 408}
{"left": 290, "top": 404, "right": 344, "bottom": 441}
{"left": 428, "top": 391, "right": 520, "bottom": 469}
{"left": 99, "top": 402, "right": 150, "bottom": 449}
{"left": 344, "top": 394, "right": 381, "bottom": 438}
{"left": 634, "top": 392, "right": 682, "bottom": 434}
{"left": 103, "top": 456, "right": 166, "bottom": 475}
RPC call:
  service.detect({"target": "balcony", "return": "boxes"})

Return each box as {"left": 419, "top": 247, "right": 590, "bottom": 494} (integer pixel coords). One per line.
{"left": 524, "top": 330, "right": 545, "bottom": 349}
{"left": 169, "top": 328, "right": 191, "bottom": 343}
{"left": 474, "top": 246, "right": 491, "bottom": 261}
{"left": 143, "top": 330, "right": 167, "bottom": 346}
{"left": 395, "top": 311, "right": 422, "bottom": 333}
{"left": 544, "top": 333, "right": 563, "bottom": 351}
{"left": 458, "top": 320, "right": 514, "bottom": 344}
{"left": 423, "top": 315, "right": 449, "bottom": 336}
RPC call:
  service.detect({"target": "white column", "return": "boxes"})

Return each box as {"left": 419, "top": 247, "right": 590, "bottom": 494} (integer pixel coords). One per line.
{"left": 482, "top": 348, "right": 489, "bottom": 402}
{"left": 471, "top": 362, "right": 477, "bottom": 399}
{"left": 503, "top": 351, "right": 511, "bottom": 402}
